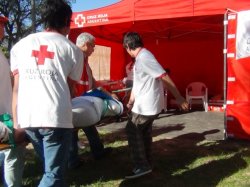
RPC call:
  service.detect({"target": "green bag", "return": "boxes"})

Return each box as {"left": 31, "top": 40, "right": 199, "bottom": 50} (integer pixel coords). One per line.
{"left": 0, "top": 113, "right": 15, "bottom": 147}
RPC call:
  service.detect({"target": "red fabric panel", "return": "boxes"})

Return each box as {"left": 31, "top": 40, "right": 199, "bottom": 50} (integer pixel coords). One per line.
{"left": 227, "top": 104, "right": 250, "bottom": 140}
{"left": 144, "top": 37, "right": 224, "bottom": 98}
{"left": 226, "top": 12, "right": 250, "bottom": 140}
{"left": 70, "top": 0, "right": 250, "bottom": 30}
{"left": 134, "top": 0, "right": 194, "bottom": 20}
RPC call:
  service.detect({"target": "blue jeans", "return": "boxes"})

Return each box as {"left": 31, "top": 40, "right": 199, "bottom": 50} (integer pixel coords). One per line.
{"left": 25, "top": 128, "right": 72, "bottom": 187}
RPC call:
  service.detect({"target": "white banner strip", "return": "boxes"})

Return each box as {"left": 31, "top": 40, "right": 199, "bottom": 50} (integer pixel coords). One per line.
{"left": 228, "top": 77, "right": 236, "bottom": 82}
{"left": 227, "top": 100, "right": 234, "bottom": 105}
{"left": 228, "top": 15, "right": 236, "bottom": 20}
{"left": 228, "top": 34, "right": 235, "bottom": 39}
{"left": 227, "top": 53, "right": 235, "bottom": 58}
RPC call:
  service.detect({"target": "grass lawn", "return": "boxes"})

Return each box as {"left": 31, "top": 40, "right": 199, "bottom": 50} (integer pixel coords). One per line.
{"left": 1, "top": 125, "right": 250, "bottom": 187}
{"left": 2, "top": 117, "right": 250, "bottom": 187}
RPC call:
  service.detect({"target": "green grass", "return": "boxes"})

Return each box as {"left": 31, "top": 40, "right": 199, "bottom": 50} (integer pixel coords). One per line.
{"left": 1, "top": 128, "right": 250, "bottom": 187}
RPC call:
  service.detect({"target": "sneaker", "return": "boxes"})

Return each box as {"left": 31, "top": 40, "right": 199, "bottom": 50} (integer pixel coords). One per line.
{"left": 125, "top": 167, "right": 152, "bottom": 179}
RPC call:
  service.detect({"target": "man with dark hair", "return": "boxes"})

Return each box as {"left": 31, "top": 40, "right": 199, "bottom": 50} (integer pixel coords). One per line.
{"left": 10, "top": 0, "right": 83, "bottom": 186}
{"left": 123, "top": 32, "right": 188, "bottom": 179}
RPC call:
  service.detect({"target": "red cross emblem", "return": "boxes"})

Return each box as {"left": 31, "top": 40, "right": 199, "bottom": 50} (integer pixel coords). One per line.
{"left": 31, "top": 45, "right": 55, "bottom": 65}
{"left": 74, "top": 14, "right": 85, "bottom": 27}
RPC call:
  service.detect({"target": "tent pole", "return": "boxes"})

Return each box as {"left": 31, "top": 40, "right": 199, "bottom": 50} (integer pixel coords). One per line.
{"left": 223, "top": 11, "right": 228, "bottom": 140}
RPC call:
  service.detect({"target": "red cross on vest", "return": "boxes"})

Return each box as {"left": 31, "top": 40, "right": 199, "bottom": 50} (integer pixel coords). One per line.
{"left": 31, "top": 45, "right": 55, "bottom": 65}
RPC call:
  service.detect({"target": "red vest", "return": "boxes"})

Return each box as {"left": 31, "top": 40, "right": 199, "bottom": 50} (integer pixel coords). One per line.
{"left": 75, "top": 58, "right": 91, "bottom": 96}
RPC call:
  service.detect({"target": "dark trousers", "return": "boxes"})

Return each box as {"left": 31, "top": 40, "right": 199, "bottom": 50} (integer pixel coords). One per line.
{"left": 125, "top": 112, "right": 158, "bottom": 169}
{"left": 68, "top": 125, "right": 104, "bottom": 167}
{"left": 83, "top": 125, "right": 104, "bottom": 158}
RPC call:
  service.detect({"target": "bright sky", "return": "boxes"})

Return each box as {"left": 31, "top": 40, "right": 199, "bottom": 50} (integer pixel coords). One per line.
{"left": 71, "top": 0, "right": 121, "bottom": 12}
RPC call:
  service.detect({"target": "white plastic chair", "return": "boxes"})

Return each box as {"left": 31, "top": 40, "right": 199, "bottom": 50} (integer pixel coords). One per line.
{"left": 186, "top": 82, "right": 208, "bottom": 112}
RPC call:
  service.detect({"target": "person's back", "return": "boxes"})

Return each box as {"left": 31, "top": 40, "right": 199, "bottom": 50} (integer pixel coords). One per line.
{"left": 11, "top": 31, "right": 82, "bottom": 128}
{"left": 10, "top": 0, "right": 83, "bottom": 186}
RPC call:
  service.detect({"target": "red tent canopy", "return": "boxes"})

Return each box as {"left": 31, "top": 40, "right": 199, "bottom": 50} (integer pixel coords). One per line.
{"left": 69, "top": 0, "right": 250, "bottom": 99}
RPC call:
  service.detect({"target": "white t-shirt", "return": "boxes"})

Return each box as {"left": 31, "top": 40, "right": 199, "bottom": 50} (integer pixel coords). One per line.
{"left": 10, "top": 32, "right": 84, "bottom": 128}
{"left": 132, "top": 48, "right": 165, "bottom": 115}
{"left": 0, "top": 51, "right": 12, "bottom": 115}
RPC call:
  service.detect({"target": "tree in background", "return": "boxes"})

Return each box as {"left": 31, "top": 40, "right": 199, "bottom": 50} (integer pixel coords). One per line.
{"left": 0, "top": 0, "right": 72, "bottom": 53}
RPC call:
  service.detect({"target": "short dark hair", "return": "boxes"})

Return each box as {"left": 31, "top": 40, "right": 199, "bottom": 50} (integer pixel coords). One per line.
{"left": 42, "top": 0, "right": 72, "bottom": 30}
{"left": 123, "top": 32, "right": 144, "bottom": 50}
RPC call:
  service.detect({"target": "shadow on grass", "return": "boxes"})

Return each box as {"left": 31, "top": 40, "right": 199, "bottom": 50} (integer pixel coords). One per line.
{"left": 19, "top": 127, "right": 250, "bottom": 187}
{"left": 101, "top": 123, "right": 185, "bottom": 145}
{"left": 119, "top": 132, "right": 249, "bottom": 187}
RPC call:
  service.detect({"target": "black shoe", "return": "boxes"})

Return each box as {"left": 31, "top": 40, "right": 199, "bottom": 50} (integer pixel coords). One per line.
{"left": 94, "top": 147, "right": 113, "bottom": 160}
{"left": 125, "top": 167, "right": 152, "bottom": 179}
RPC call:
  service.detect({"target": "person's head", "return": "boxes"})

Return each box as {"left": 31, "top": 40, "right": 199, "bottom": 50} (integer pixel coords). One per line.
{"left": 123, "top": 32, "right": 144, "bottom": 57}
{"left": 76, "top": 32, "right": 96, "bottom": 57}
{"left": 41, "top": 0, "right": 72, "bottom": 36}
{"left": 0, "top": 15, "right": 8, "bottom": 40}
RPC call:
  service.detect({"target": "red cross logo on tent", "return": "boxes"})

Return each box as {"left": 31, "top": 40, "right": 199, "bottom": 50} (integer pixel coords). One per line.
{"left": 31, "top": 45, "right": 55, "bottom": 65}
{"left": 75, "top": 14, "right": 86, "bottom": 27}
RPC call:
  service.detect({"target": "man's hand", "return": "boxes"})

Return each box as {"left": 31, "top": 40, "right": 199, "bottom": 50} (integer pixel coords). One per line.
{"left": 176, "top": 97, "right": 189, "bottom": 111}
{"left": 126, "top": 102, "right": 133, "bottom": 112}
{"left": 122, "top": 77, "right": 127, "bottom": 84}
{"left": 111, "top": 93, "right": 119, "bottom": 100}
{"left": 0, "top": 121, "right": 10, "bottom": 143}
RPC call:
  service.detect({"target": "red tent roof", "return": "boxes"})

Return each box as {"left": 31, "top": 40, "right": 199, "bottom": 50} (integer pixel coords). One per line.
{"left": 70, "top": 0, "right": 250, "bottom": 42}
{"left": 69, "top": 0, "right": 250, "bottom": 99}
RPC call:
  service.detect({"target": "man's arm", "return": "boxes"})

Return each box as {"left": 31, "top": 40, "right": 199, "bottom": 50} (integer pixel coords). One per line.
{"left": 67, "top": 78, "right": 77, "bottom": 98}
{"left": 161, "top": 74, "right": 188, "bottom": 111}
